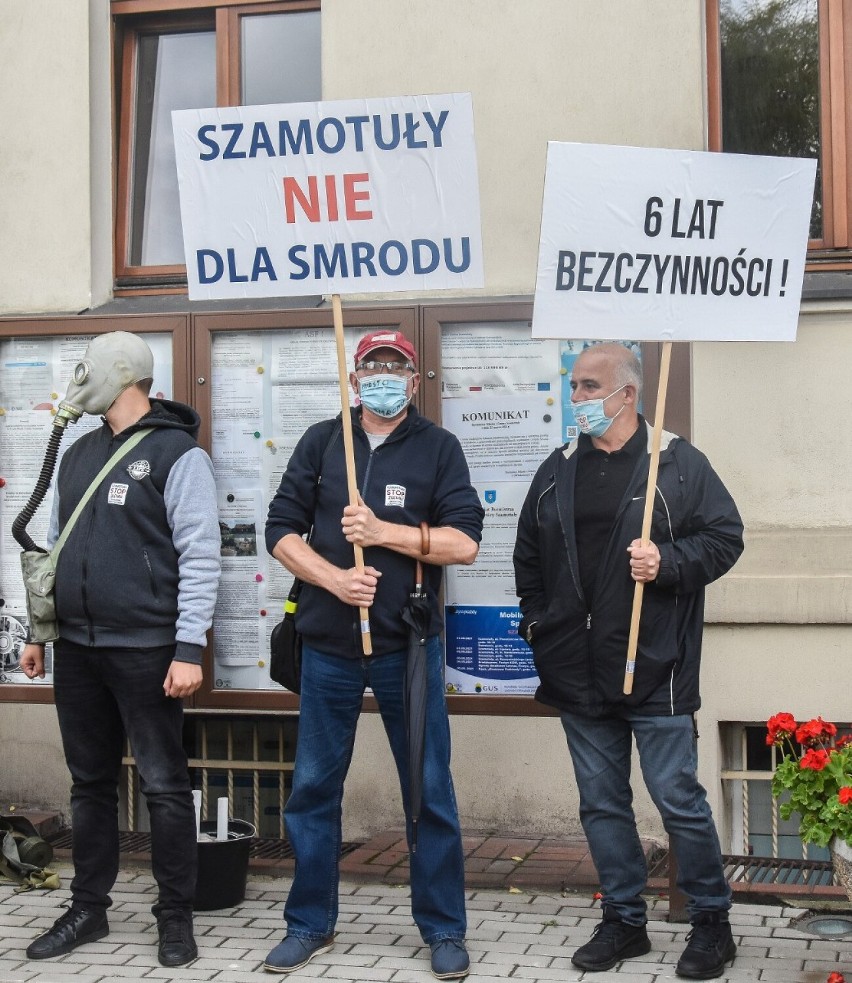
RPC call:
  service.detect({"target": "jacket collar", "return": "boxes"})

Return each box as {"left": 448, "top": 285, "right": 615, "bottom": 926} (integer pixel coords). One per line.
{"left": 561, "top": 416, "right": 680, "bottom": 461}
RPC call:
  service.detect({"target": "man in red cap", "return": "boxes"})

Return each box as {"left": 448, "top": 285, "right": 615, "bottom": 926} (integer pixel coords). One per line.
{"left": 354, "top": 328, "right": 418, "bottom": 366}
{"left": 265, "top": 329, "right": 483, "bottom": 980}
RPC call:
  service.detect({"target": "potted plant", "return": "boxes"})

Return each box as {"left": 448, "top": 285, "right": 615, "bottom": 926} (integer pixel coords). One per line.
{"left": 766, "top": 713, "right": 852, "bottom": 898}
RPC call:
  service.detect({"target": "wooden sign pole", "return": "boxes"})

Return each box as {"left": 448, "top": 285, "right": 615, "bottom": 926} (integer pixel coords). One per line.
{"left": 332, "top": 293, "right": 373, "bottom": 655}
{"left": 623, "top": 341, "right": 672, "bottom": 695}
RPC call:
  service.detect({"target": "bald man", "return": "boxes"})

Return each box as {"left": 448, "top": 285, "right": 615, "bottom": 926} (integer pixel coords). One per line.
{"left": 513, "top": 343, "right": 743, "bottom": 980}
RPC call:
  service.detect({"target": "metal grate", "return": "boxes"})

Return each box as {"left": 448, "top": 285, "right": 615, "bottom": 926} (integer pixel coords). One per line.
{"left": 120, "top": 715, "right": 299, "bottom": 840}
{"left": 648, "top": 849, "right": 835, "bottom": 888}
{"left": 47, "top": 829, "right": 362, "bottom": 864}
{"left": 721, "top": 854, "right": 835, "bottom": 888}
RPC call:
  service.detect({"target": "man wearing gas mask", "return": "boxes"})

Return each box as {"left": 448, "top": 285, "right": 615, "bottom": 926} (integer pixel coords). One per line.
{"left": 20, "top": 331, "right": 221, "bottom": 968}
{"left": 264, "top": 330, "right": 483, "bottom": 980}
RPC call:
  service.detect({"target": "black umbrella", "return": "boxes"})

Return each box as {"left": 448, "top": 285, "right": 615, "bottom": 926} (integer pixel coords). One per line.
{"left": 401, "top": 524, "right": 431, "bottom": 853}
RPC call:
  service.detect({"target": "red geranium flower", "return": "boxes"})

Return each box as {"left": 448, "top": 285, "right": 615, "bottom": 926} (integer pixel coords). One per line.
{"left": 766, "top": 712, "right": 797, "bottom": 745}
{"left": 826, "top": 972, "right": 845, "bottom": 983}
{"left": 796, "top": 717, "right": 838, "bottom": 745}
{"left": 800, "top": 748, "right": 831, "bottom": 771}
{"left": 770, "top": 711, "right": 852, "bottom": 848}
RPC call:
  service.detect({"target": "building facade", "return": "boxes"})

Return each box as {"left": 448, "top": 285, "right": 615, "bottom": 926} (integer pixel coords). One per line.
{"left": 1, "top": 0, "right": 850, "bottom": 856}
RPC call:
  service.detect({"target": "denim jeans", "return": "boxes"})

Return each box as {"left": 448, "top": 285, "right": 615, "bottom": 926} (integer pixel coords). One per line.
{"left": 560, "top": 711, "right": 731, "bottom": 924}
{"left": 284, "top": 638, "right": 466, "bottom": 944}
{"left": 53, "top": 640, "right": 197, "bottom": 917}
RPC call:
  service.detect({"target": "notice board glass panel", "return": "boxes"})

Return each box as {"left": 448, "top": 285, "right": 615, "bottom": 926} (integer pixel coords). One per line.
{"left": 192, "top": 308, "right": 416, "bottom": 710}
{"left": 439, "top": 321, "right": 643, "bottom": 699}
{"left": 0, "top": 316, "right": 187, "bottom": 703}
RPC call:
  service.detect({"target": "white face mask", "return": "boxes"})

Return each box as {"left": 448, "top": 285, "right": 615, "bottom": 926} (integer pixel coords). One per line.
{"left": 572, "top": 385, "right": 627, "bottom": 437}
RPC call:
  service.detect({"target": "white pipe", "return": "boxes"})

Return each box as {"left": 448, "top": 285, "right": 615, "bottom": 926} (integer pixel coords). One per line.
{"left": 216, "top": 796, "right": 229, "bottom": 841}
{"left": 192, "top": 790, "right": 202, "bottom": 841}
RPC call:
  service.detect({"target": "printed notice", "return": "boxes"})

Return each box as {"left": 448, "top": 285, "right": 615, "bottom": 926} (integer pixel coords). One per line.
{"left": 441, "top": 394, "right": 561, "bottom": 482}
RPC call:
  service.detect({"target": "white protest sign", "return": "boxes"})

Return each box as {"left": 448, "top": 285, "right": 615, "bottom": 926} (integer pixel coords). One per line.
{"left": 172, "top": 93, "right": 483, "bottom": 300}
{"left": 532, "top": 143, "right": 816, "bottom": 342}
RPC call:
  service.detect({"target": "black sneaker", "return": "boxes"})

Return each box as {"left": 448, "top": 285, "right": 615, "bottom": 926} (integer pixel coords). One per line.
{"left": 675, "top": 913, "right": 736, "bottom": 979}
{"left": 26, "top": 906, "right": 109, "bottom": 960}
{"left": 571, "top": 908, "right": 651, "bottom": 971}
{"left": 157, "top": 910, "right": 198, "bottom": 967}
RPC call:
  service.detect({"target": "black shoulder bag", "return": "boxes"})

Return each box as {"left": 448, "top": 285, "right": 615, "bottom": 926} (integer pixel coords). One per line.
{"left": 269, "top": 423, "right": 341, "bottom": 693}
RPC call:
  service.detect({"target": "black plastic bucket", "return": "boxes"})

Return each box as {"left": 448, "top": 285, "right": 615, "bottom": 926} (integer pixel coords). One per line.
{"left": 194, "top": 819, "right": 256, "bottom": 911}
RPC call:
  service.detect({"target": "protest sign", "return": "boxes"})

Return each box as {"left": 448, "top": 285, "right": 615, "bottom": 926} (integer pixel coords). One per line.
{"left": 172, "top": 93, "right": 483, "bottom": 301}
{"left": 533, "top": 143, "right": 816, "bottom": 342}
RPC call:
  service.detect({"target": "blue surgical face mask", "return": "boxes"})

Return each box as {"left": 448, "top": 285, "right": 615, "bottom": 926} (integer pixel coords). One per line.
{"left": 572, "top": 385, "right": 627, "bottom": 437}
{"left": 358, "top": 375, "right": 411, "bottom": 419}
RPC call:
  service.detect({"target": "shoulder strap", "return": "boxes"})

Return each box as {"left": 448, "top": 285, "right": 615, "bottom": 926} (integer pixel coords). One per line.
{"left": 290, "top": 422, "right": 343, "bottom": 595}
{"left": 317, "top": 420, "right": 342, "bottom": 486}
{"left": 305, "top": 420, "right": 342, "bottom": 547}
{"left": 51, "top": 427, "right": 155, "bottom": 561}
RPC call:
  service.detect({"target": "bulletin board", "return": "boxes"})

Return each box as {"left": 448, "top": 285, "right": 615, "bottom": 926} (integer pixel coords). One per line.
{"left": 0, "top": 304, "right": 685, "bottom": 715}
{"left": 0, "top": 315, "right": 189, "bottom": 702}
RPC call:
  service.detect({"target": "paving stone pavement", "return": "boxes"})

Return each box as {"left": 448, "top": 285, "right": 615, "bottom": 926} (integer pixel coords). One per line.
{"left": 1, "top": 860, "right": 851, "bottom": 983}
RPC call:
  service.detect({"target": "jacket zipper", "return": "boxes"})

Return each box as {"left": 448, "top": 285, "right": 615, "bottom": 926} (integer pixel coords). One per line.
{"left": 353, "top": 429, "right": 380, "bottom": 655}
{"left": 143, "top": 548, "right": 159, "bottom": 597}
{"left": 81, "top": 543, "right": 94, "bottom": 645}
{"left": 361, "top": 445, "right": 376, "bottom": 496}
{"left": 80, "top": 438, "right": 117, "bottom": 644}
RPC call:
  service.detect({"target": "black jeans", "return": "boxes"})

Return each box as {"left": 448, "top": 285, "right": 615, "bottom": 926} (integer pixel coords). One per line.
{"left": 53, "top": 640, "right": 197, "bottom": 916}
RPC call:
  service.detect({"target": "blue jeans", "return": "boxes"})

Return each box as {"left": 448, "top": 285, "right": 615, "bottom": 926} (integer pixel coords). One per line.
{"left": 53, "top": 640, "right": 197, "bottom": 917}
{"left": 560, "top": 711, "right": 731, "bottom": 924}
{"left": 284, "top": 638, "right": 466, "bottom": 944}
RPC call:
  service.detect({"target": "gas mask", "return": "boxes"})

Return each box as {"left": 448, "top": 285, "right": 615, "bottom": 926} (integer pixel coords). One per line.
{"left": 60, "top": 331, "right": 154, "bottom": 419}
{"left": 13, "top": 331, "right": 154, "bottom": 553}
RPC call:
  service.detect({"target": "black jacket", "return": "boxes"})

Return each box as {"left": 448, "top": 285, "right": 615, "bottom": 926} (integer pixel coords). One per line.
{"left": 266, "top": 406, "right": 484, "bottom": 658}
{"left": 52, "top": 400, "right": 221, "bottom": 660}
{"left": 513, "top": 422, "right": 744, "bottom": 717}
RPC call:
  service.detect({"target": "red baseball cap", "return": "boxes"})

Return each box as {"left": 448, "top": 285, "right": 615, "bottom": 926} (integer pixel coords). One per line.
{"left": 355, "top": 330, "right": 417, "bottom": 367}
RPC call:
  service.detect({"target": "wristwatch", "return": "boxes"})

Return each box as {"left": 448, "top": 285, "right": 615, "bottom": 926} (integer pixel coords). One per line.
{"left": 524, "top": 621, "right": 538, "bottom": 644}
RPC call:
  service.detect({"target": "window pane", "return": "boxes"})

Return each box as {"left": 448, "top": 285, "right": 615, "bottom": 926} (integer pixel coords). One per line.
{"left": 130, "top": 31, "right": 216, "bottom": 267}
{"left": 720, "top": 0, "right": 821, "bottom": 238}
{"left": 241, "top": 11, "right": 321, "bottom": 105}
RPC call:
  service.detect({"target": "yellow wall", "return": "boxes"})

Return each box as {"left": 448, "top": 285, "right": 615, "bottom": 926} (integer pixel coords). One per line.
{"left": 0, "top": 1, "right": 95, "bottom": 313}
{"left": 323, "top": 0, "right": 707, "bottom": 299}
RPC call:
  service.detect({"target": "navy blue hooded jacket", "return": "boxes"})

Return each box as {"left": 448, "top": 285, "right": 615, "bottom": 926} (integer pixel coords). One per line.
{"left": 266, "top": 406, "right": 484, "bottom": 658}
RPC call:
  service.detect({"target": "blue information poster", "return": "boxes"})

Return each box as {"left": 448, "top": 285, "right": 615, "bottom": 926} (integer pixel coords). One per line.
{"left": 444, "top": 605, "right": 537, "bottom": 695}
{"left": 440, "top": 324, "right": 642, "bottom": 697}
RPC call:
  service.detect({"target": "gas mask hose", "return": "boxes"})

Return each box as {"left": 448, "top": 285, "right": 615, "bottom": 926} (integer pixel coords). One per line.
{"left": 12, "top": 422, "right": 68, "bottom": 552}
